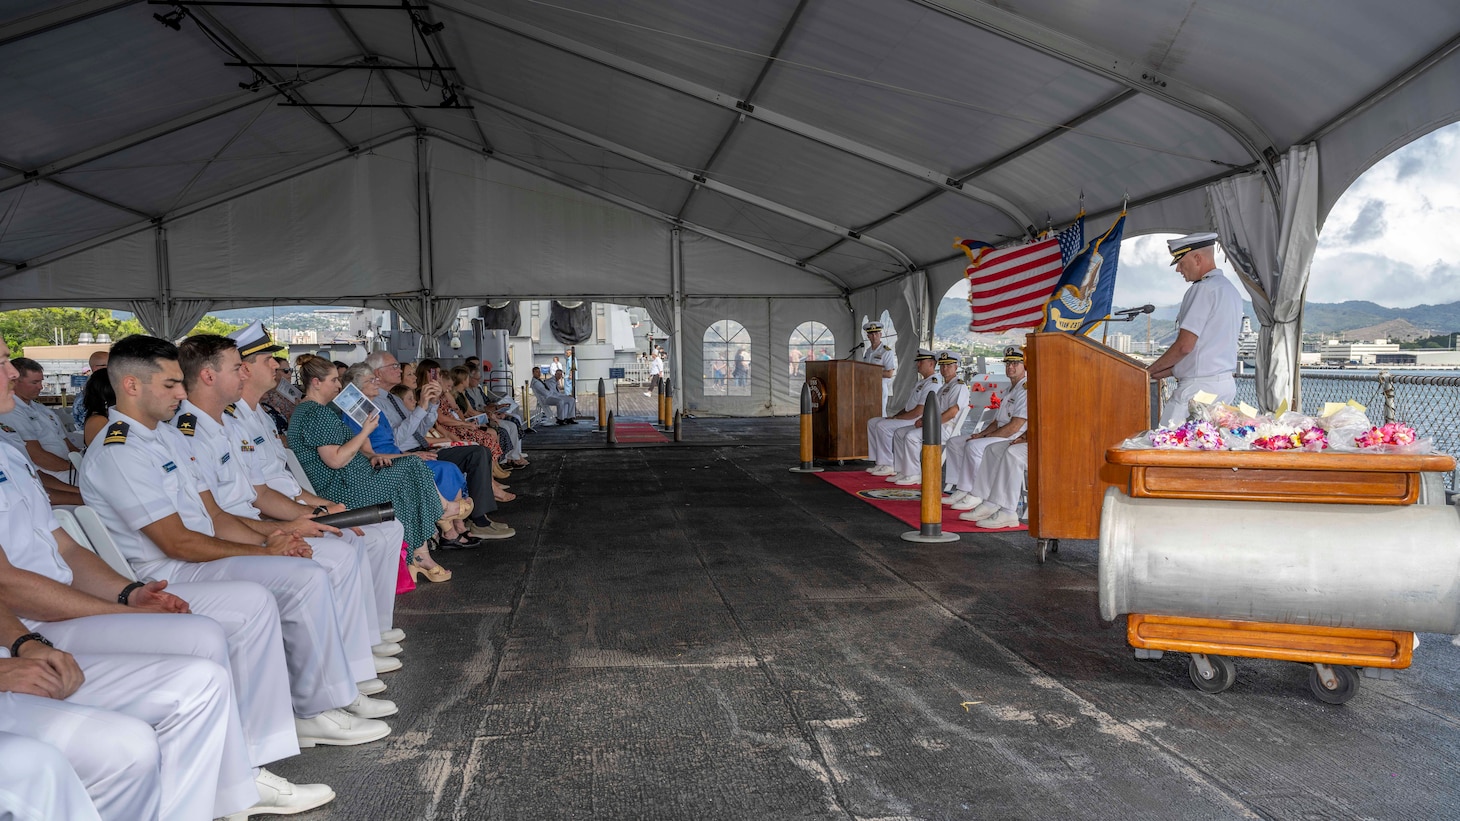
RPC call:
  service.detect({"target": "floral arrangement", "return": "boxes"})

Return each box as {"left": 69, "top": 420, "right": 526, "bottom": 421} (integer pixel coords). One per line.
{"left": 1355, "top": 422, "right": 1417, "bottom": 449}
{"left": 1149, "top": 421, "right": 1225, "bottom": 450}
{"left": 1249, "top": 422, "right": 1328, "bottom": 452}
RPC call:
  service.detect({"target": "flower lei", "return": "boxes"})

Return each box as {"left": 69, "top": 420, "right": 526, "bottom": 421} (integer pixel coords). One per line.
{"left": 1250, "top": 422, "right": 1328, "bottom": 451}
{"left": 1355, "top": 422, "right": 1417, "bottom": 449}
{"left": 1149, "top": 421, "right": 1224, "bottom": 450}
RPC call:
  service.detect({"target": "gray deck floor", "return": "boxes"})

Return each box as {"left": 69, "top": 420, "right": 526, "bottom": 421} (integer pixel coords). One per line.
{"left": 273, "top": 419, "right": 1460, "bottom": 820}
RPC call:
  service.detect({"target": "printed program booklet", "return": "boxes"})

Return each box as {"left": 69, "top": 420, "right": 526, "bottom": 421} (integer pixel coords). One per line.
{"left": 331, "top": 383, "right": 380, "bottom": 428}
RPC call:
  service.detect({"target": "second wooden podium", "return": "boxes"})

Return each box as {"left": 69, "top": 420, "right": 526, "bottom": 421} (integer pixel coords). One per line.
{"left": 804, "top": 360, "right": 883, "bottom": 461}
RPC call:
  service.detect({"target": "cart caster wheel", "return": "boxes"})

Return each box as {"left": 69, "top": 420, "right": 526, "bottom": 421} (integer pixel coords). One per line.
{"left": 1187, "top": 654, "right": 1237, "bottom": 694}
{"left": 1309, "top": 664, "right": 1360, "bottom": 705}
{"left": 1036, "top": 539, "right": 1057, "bottom": 564}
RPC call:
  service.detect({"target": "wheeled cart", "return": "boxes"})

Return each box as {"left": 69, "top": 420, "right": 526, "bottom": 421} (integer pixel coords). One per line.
{"left": 1101, "top": 448, "right": 1457, "bottom": 704}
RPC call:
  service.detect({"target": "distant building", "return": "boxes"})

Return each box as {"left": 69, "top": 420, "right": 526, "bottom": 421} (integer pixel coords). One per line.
{"left": 1237, "top": 316, "right": 1259, "bottom": 361}
{"left": 293, "top": 330, "right": 318, "bottom": 345}
{"left": 1106, "top": 332, "right": 1132, "bottom": 353}
{"left": 1320, "top": 339, "right": 1400, "bottom": 365}
{"left": 22, "top": 343, "right": 112, "bottom": 396}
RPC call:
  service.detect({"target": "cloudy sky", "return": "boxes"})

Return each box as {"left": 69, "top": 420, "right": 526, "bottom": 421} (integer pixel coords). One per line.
{"left": 1110, "top": 121, "right": 1460, "bottom": 310}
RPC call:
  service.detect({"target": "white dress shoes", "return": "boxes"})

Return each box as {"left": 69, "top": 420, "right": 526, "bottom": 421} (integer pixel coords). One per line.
{"left": 941, "top": 490, "right": 967, "bottom": 505}
{"left": 867, "top": 464, "right": 895, "bottom": 476}
{"left": 373, "top": 655, "right": 402, "bottom": 675}
{"left": 892, "top": 474, "right": 920, "bottom": 486}
{"left": 357, "top": 678, "right": 387, "bottom": 696}
{"left": 980, "top": 510, "right": 1022, "bottom": 529}
{"left": 372, "top": 641, "right": 403, "bottom": 657}
{"left": 219, "top": 768, "right": 335, "bottom": 819}
{"left": 380, "top": 628, "right": 406, "bottom": 643}
{"left": 344, "top": 693, "right": 398, "bottom": 719}
{"left": 959, "top": 501, "right": 1001, "bottom": 521}
{"left": 295, "top": 709, "right": 391, "bottom": 748}
{"left": 951, "top": 494, "right": 983, "bottom": 511}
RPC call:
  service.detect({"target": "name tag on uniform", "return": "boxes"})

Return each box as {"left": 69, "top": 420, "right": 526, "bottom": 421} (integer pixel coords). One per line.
{"left": 162, "top": 461, "right": 178, "bottom": 473}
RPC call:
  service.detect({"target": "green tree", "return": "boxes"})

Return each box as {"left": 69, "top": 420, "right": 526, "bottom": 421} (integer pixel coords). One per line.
{"left": 187, "top": 315, "right": 245, "bottom": 337}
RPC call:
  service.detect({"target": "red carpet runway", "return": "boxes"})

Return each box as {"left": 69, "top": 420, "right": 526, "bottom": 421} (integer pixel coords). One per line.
{"left": 814, "top": 469, "right": 1028, "bottom": 533}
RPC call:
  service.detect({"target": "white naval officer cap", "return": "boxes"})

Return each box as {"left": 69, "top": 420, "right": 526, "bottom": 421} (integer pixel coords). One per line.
{"left": 228, "top": 320, "right": 285, "bottom": 358}
{"left": 1002, "top": 345, "right": 1025, "bottom": 362}
{"left": 936, "top": 350, "right": 960, "bottom": 365}
{"left": 863, "top": 321, "right": 883, "bottom": 334}
{"left": 1168, "top": 232, "right": 1218, "bottom": 265}
{"left": 913, "top": 348, "right": 936, "bottom": 362}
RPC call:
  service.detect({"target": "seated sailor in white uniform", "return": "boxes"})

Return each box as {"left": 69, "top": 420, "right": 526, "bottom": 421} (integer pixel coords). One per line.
{"left": 865, "top": 350, "right": 939, "bottom": 476}
{"left": 0, "top": 731, "right": 105, "bottom": 821}
{"left": 77, "top": 335, "right": 394, "bottom": 757}
{"left": 958, "top": 432, "right": 1029, "bottom": 529}
{"left": 531, "top": 367, "right": 578, "bottom": 424}
{"left": 889, "top": 351, "right": 971, "bottom": 485}
{"left": 861, "top": 321, "right": 897, "bottom": 414}
{"left": 943, "top": 346, "right": 1029, "bottom": 510}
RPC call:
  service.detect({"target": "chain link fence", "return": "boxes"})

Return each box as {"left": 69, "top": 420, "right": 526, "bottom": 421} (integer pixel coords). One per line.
{"left": 1235, "top": 372, "right": 1460, "bottom": 489}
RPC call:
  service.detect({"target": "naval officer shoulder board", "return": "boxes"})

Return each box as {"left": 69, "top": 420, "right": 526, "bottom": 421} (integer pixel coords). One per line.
{"left": 175, "top": 413, "right": 197, "bottom": 437}
{"left": 103, "top": 420, "right": 129, "bottom": 445}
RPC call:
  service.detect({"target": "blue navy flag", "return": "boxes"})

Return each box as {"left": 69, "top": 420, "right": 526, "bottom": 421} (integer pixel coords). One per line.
{"left": 1040, "top": 212, "right": 1127, "bottom": 336}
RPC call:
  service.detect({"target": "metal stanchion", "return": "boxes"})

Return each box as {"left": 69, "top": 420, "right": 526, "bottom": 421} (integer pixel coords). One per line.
{"left": 596, "top": 377, "right": 607, "bottom": 431}
{"left": 673, "top": 410, "right": 683, "bottom": 442}
{"left": 657, "top": 378, "right": 666, "bottom": 427}
{"left": 663, "top": 378, "right": 674, "bottom": 431}
{"left": 789, "top": 381, "right": 823, "bottom": 473}
{"left": 901, "top": 394, "right": 958, "bottom": 543}
{"left": 606, "top": 410, "right": 617, "bottom": 445}
{"left": 521, "top": 384, "right": 532, "bottom": 431}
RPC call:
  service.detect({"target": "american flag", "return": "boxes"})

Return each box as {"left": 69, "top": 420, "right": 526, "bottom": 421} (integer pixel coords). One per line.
{"left": 960, "top": 217, "right": 1084, "bottom": 333}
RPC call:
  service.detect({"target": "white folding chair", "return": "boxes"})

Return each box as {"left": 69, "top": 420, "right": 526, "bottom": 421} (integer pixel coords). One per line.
{"left": 283, "top": 448, "right": 317, "bottom": 495}
{"left": 67, "top": 451, "right": 84, "bottom": 475}
{"left": 71, "top": 506, "right": 138, "bottom": 581}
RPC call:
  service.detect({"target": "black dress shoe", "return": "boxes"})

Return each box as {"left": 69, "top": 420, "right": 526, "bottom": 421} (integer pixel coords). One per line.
{"left": 437, "top": 534, "right": 482, "bottom": 550}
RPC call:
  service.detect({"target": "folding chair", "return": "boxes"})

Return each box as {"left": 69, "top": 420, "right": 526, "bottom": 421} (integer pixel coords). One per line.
{"left": 283, "top": 448, "right": 317, "bottom": 495}
{"left": 69, "top": 507, "right": 139, "bottom": 581}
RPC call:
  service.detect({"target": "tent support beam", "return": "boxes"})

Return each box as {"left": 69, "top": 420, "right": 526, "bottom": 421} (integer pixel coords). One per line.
{"left": 186, "top": 6, "right": 355, "bottom": 150}
{"left": 1304, "top": 30, "right": 1460, "bottom": 143}
{"left": 673, "top": 0, "right": 811, "bottom": 220}
{"left": 0, "top": 159, "right": 152, "bottom": 220}
{"left": 0, "top": 66, "right": 346, "bottom": 197}
{"left": 802, "top": 89, "right": 1138, "bottom": 265}
{"left": 410, "top": 4, "right": 496, "bottom": 150}
{"left": 672, "top": 227, "right": 684, "bottom": 396}
{"left": 464, "top": 89, "right": 918, "bottom": 272}
{"left": 434, "top": 0, "right": 1036, "bottom": 232}
{"left": 0, "top": 0, "right": 141, "bottom": 47}
{"left": 324, "top": 9, "right": 421, "bottom": 130}
{"left": 910, "top": 0, "right": 1279, "bottom": 198}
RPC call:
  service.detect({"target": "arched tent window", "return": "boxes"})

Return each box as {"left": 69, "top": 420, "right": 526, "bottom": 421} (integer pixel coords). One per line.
{"left": 789, "top": 321, "right": 834, "bottom": 394}
{"left": 703, "top": 320, "right": 751, "bottom": 397}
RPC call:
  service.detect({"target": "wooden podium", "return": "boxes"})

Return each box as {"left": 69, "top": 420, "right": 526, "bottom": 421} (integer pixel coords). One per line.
{"left": 1026, "top": 332, "right": 1149, "bottom": 557}
{"left": 805, "top": 360, "right": 883, "bottom": 461}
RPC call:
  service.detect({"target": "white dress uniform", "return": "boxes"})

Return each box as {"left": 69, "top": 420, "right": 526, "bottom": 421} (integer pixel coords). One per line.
{"left": 891, "top": 368, "right": 971, "bottom": 481}
{"left": 0, "top": 437, "right": 299, "bottom": 774}
{"left": 172, "top": 399, "right": 379, "bottom": 686}
{"left": 1163, "top": 266, "right": 1244, "bottom": 425}
{"left": 862, "top": 340, "right": 897, "bottom": 414}
{"left": 78, "top": 409, "right": 361, "bottom": 719}
{"left": 866, "top": 358, "right": 940, "bottom": 470}
{"left": 0, "top": 730, "right": 104, "bottom": 821}
{"left": 966, "top": 440, "right": 1030, "bottom": 523}
{"left": 532, "top": 377, "right": 576, "bottom": 419}
{"left": 0, "top": 395, "right": 74, "bottom": 480}
{"left": 945, "top": 375, "right": 1028, "bottom": 494}
{"left": 232, "top": 396, "right": 403, "bottom": 639}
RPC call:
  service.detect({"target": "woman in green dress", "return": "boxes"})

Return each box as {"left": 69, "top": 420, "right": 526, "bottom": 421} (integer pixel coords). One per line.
{"left": 287, "top": 355, "right": 453, "bottom": 579}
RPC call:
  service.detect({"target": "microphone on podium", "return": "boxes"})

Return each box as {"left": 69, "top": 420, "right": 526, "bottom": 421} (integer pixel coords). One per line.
{"left": 1106, "top": 304, "right": 1155, "bottom": 322}
{"left": 845, "top": 341, "right": 866, "bottom": 360}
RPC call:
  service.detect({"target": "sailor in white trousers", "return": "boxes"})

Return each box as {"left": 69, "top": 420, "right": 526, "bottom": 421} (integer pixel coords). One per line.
{"left": 173, "top": 395, "right": 381, "bottom": 689}
{"left": 866, "top": 350, "right": 939, "bottom": 474}
{"left": 0, "top": 730, "right": 105, "bottom": 821}
{"left": 0, "top": 638, "right": 253, "bottom": 821}
{"left": 944, "top": 346, "right": 1029, "bottom": 510}
{"left": 959, "top": 436, "right": 1030, "bottom": 529}
{"left": 890, "top": 351, "right": 971, "bottom": 484}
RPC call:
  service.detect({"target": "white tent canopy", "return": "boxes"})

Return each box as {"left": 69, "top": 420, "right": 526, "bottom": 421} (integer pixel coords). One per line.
{"left": 3, "top": 1, "right": 1459, "bottom": 413}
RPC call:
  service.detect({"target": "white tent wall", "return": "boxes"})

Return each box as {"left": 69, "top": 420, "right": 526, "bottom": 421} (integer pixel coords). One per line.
{"left": 428, "top": 140, "right": 675, "bottom": 298}
{"left": 166, "top": 138, "right": 419, "bottom": 304}
{"left": 0, "top": 231, "right": 155, "bottom": 309}
{"left": 677, "top": 232, "right": 842, "bottom": 297}
{"left": 679, "top": 296, "right": 853, "bottom": 418}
